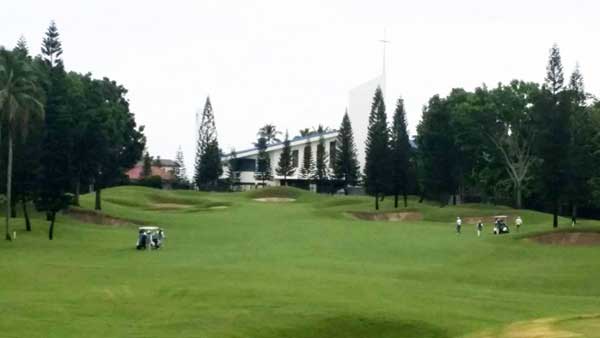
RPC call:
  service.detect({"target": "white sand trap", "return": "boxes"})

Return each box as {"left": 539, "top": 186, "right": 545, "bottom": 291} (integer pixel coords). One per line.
{"left": 209, "top": 206, "right": 228, "bottom": 209}
{"left": 253, "top": 198, "right": 296, "bottom": 202}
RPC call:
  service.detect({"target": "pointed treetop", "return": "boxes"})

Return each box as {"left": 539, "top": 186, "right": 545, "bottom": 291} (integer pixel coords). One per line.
{"left": 545, "top": 43, "right": 564, "bottom": 96}
{"left": 14, "top": 35, "right": 29, "bottom": 57}
{"left": 569, "top": 63, "right": 586, "bottom": 106}
{"left": 41, "top": 20, "right": 63, "bottom": 67}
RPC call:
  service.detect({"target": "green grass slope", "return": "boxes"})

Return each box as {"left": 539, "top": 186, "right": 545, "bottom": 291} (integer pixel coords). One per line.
{"left": 1, "top": 186, "right": 599, "bottom": 338}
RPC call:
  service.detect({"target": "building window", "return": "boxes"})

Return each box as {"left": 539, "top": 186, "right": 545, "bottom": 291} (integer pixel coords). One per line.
{"left": 292, "top": 150, "right": 299, "bottom": 168}
{"left": 329, "top": 141, "right": 336, "bottom": 168}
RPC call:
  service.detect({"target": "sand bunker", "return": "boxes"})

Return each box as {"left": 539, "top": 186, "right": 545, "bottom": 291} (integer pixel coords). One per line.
{"left": 529, "top": 232, "right": 600, "bottom": 246}
{"left": 209, "top": 205, "right": 228, "bottom": 210}
{"left": 66, "top": 208, "right": 144, "bottom": 226}
{"left": 466, "top": 314, "right": 600, "bottom": 338}
{"left": 253, "top": 198, "right": 296, "bottom": 202}
{"left": 349, "top": 211, "right": 422, "bottom": 222}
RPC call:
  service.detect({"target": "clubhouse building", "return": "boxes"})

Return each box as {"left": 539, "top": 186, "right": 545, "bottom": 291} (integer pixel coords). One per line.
{"left": 222, "top": 130, "right": 338, "bottom": 190}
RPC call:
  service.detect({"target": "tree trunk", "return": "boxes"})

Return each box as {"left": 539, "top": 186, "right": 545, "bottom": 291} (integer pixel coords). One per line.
{"left": 418, "top": 190, "right": 425, "bottom": 203}
{"left": 552, "top": 199, "right": 558, "bottom": 228}
{"left": 48, "top": 211, "right": 56, "bottom": 240}
{"left": 73, "top": 175, "right": 81, "bottom": 206}
{"left": 394, "top": 193, "right": 398, "bottom": 208}
{"left": 375, "top": 191, "right": 379, "bottom": 210}
{"left": 5, "top": 133, "right": 13, "bottom": 241}
{"left": 403, "top": 191, "right": 408, "bottom": 208}
{"left": 515, "top": 183, "right": 522, "bottom": 209}
{"left": 452, "top": 194, "right": 457, "bottom": 206}
{"left": 23, "top": 197, "right": 31, "bottom": 232}
{"left": 95, "top": 187, "right": 102, "bottom": 210}
{"left": 10, "top": 196, "right": 17, "bottom": 218}
{"left": 571, "top": 203, "right": 577, "bottom": 226}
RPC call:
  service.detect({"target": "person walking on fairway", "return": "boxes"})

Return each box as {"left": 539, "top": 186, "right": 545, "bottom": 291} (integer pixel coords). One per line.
{"left": 456, "top": 217, "right": 462, "bottom": 234}
{"left": 515, "top": 216, "right": 523, "bottom": 232}
{"left": 476, "top": 220, "right": 484, "bottom": 237}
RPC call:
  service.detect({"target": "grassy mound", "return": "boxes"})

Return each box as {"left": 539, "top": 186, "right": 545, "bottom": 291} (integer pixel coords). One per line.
{"left": 245, "top": 186, "right": 306, "bottom": 200}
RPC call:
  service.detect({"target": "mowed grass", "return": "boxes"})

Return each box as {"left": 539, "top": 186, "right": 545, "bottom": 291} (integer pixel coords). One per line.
{"left": 1, "top": 186, "right": 599, "bottom": 338}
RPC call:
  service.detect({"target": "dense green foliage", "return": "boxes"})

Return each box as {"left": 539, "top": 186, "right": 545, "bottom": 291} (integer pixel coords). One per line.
{"left": 1, "top": 186, "right": 600, "bottom": 337}
{"left": 276, "top": 131, "right": 295, "bottom": 184}
{"left": 364, "top": 87, "right": 389, "bottom": 209}
{"left": 415, "top": 45, "right": 600, "bottom": 225}
{"left": 194, "top": 97, "right": 222, "bottom": 189}
{"left": 312, "top": 133, "right": 329, "bottom": 183}
{"left": 254, "top": 136, "right": 272, "bottom": 184}
{"left": 0, "top": 22, "right": 145, "bottom": 239}
{"left": 390, "top": 98, "right": 411, "bottom": 208}
{"left": 333, "top": 111, "right": 359, "bottom": 192}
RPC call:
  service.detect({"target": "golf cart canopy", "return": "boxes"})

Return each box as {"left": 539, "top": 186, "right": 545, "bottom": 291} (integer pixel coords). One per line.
{"left": 138, "top": 226, "right": 160, "bottom": 231}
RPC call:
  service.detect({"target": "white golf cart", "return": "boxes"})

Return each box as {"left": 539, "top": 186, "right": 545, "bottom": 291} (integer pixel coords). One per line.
{"left": 492, "top": 215, "right": 510, "bottom": 235}
{"left": 136, "top": 226, "right": 166, "bottom": 250}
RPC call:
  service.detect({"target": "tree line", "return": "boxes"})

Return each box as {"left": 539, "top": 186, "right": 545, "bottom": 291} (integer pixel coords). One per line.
{"left": 0, "top": 22, "right": 145, "bottom": 240}
{"left": 179, "top": 43, "right": 600, "bottom": 227}
{"left": 415, "top": 45, "right": 600, "bottom": 226}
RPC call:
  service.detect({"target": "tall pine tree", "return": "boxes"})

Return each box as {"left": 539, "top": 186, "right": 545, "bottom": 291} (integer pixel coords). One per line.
{"left": 364, "top": 86, "right": 389, "bottom": 210}
{"left": 194, "top": 97, "right": 222, "bottom": 189}
{"left": 534, "top": 44, "right": 571, "bottom": 228}
{"left": 333, "top": 110, "right": 359, "bottom": 194}
{"left": 174, "top": 146, "right": 189, "bottom": 188}
{"left": 276, "top": 131, "right": 295, "bottom": 185}
{"left": 565, "top": 65, "right": 594, "bottom": 225}
{"left": 390, "top": 98, "right": 411, "bottom": 208}
{"left": 312, "top": 133, "right": 329, "bottom": 190}
{"left": 300, "top": 139, "right": 314, "bottom": 179}
{"left": 254, "top": 136, "right": 272, "bottom": 184}
{"left": 36, "top": 21, "right": 74, "bottom": 239}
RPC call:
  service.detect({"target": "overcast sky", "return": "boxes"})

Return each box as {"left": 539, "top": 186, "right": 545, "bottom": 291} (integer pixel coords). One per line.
{"left": 2, "top": 0, "right": 599, "bottom": 173}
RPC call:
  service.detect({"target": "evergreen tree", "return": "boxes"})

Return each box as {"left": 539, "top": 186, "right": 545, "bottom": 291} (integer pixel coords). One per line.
{"left": 194, "top": 97, "right": 221, "bottom": 189}
{"left": 333, "top": 110, "right": 359, "bottom": 194}
{"left": 534, "top": 44, "right": 571, "bottom": 228}
{"left": 565, "top": 65, "right": 594, "bottom": 225}
{"left": 545, "top": 44, "right": 564, "bottom": 96}
{"left": 14, "top": 36, "right": 29, "bottom": 58}
{"left": 227, "top": 149, "right": 239, "bottom": 186}
{"left": 276, "top": 131, "right": 295, "bottom": 185}
{"left": 390, "top": 98, "right": 411, "bottom": 208}
{"left": 416, "top": 95, "right": 456, "bottom": 205}
{"left": 142, "top": 152, "right": 152, "bottom": 178}
{"left": 312, "top": 133, "right": 329, "bottom": 189}
{"left": 41, "top": 21, "right": 63, "bottom": 68}
{"left": 300, "top": 139, "right": 314, "bottom": 179}
{"left": 197, "top": 140, "right": 222, "bottom": 188}
{"left": 364, "top": 86, "right": 389, "bottom": 210}
{"left": 254, "top": 136, "right": 272, "bottom": 184}
{"left": 36, "top": 22, "right": 74, "bottom": 239}
{"left": 174, "top": 146, "right": 188, "bottom": 188}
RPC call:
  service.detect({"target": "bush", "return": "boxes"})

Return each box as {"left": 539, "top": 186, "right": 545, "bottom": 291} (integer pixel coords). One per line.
{"left": 136, "top": 176, "right": 163, "bottom": 189}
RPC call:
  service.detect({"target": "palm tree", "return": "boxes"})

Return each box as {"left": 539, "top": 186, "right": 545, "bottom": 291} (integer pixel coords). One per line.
{"left": 257, "top": 124, "right": 281, "bottom": 144}
{"left": 0, "top": 48, "right": 44, "bottom": 240}
{"left": 299, "top": 128, "right": 311, "bottom": 137}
